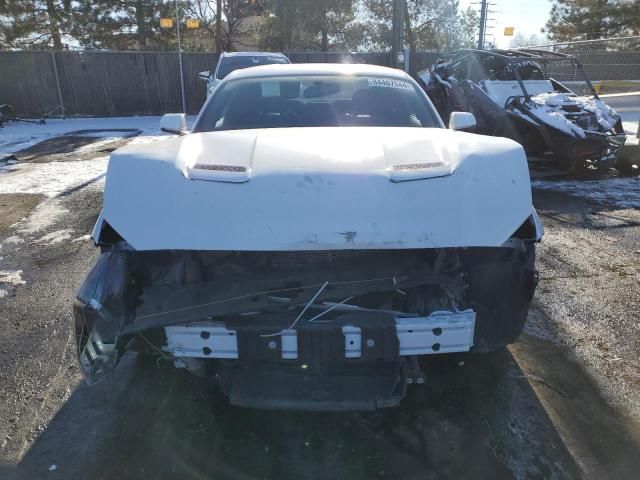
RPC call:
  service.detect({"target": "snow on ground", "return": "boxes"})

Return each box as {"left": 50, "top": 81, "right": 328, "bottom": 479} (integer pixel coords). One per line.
{"left": 618, "top": 100, "right": 639, "bottom": 137}
{"left": 532, "top": 176, "right": 640, "bottom": 209}
{"left": 3, "top": 236, "right": 24, "bottom": 244}
{"left": 0, "top": 116, "right": 167, "bottom": 157}
{"left": 35, "top": 228, "right": 74, "bottom": 245}
{"left": 0, "top": 157, "right": 109, "bottom": 197}
{"left": 622, "top": 120, "right": 638, "bottom": 138}
{"left": 72, "top": 234, "right": 91, "bottom": 243}
{"left": 13, "top": 200, "right": 68, "bottom": 235}
{"left": 0, "top": 270, "right": 26, "bottom": 286}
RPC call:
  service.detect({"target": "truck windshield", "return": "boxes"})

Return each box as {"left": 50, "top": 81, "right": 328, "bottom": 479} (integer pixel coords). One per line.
{"left": 193, "top": 75, "right": 442, "bottom": 131}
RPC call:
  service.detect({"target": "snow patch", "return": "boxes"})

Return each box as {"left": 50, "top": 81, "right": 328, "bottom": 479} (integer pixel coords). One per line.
{"left": 35, "top": 228, "right": 74, "bottom": 245}
{"left": 73, "top": 137, "right": 122, "bottom": 153}
{"left": 3, "top": 236, "right": 23, "bottom": 244}
{"left": 0, "top": 289, "right": 7, "bottom": 298}
{"left": 623, "top": 121, "right": 638, "bottom": 138}
{"left": 0, "top": 116, "right": 168, "bottom": 157}
{"left": 533, "top": 177, "right": 640, "bottom": 209}
{"left": 127, "top": 135, "right": 169, "bottom": 146}
{"left": 528, "top": 93, "right": 586, "bottom": 138}
{"left": 14, "top": 200, "right": 68, "bottom": 235}
{"left": 72, "top": 234, "right": 91, "bottom": 243}
{"left": 0, "top": 270, "right": 26, "bottom": 286}
{"left": 574, "top": 96, "right": 619, "bottom": 131}
{"left": 0, "top": 157, "right": 108, "bottom": 197}
{"left": 529, "top": 92, "right": 620, "bottom": 135}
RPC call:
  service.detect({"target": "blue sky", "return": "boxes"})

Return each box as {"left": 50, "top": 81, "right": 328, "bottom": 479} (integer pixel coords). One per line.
{"left": 460, "top": 0, "right": 552, "bottom": 47}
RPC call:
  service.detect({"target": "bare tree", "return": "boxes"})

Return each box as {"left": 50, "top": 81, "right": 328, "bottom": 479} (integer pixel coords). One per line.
{"left": 509, "top": 32, "right": 545, "bottom": 48}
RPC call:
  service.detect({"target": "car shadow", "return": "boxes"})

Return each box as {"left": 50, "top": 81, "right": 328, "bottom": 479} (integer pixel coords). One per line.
{"left": 17, "top": 332, "right": 640, "bottom": 480}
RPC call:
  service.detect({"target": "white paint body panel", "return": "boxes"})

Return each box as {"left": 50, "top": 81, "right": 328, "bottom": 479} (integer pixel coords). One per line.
{"left": 102, "top": 126, "right": 533, "bottom": 251}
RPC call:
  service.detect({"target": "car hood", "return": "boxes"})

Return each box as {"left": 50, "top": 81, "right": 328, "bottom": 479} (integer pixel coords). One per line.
{"left": 101, "top": 127, "right": 533, "bottom": 251}
{"left": 175, "top": 127, "right": 459, "bottom": 183}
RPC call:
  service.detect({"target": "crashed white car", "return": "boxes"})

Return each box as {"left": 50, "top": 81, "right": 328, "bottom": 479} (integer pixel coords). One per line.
{"left": 74, "top": 64, "right": 542, "bottom": 411}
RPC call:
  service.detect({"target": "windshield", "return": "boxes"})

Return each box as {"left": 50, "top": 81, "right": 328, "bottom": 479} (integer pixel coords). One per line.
{"left": 194, "top": 74, "right": 441, "bottom": 131}
{"left": 216, "top": 55, "right": 289, "bottom": 79}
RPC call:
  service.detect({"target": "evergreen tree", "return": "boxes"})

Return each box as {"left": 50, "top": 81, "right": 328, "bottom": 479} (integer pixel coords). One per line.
{"left": 0, "top": 0, "right": 74, "bottom": 50}
{"left": 545, "top": 0, "right": 639, "bottom": 41}
{"left": 71, "top": 0, "right": 182, "bottom": 50}
{"left": 358, "top": 0, "right": 478, "bottom": 51}
{"left": 259, "top": 0, "right": 356, "bottom": 51}
{"left": 219, "top": 0, "right": 265, "bottom": 51}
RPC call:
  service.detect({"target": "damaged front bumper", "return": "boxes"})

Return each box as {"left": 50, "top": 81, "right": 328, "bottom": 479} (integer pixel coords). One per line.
{"left": 74, "top": 241, "right": 538, "bottom": 409}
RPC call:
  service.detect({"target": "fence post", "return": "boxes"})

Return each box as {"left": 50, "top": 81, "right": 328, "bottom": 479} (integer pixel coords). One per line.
{"left": 50, "top": 51, "right": 65, "bottom": 118}
{"left": 175, "top": 0, "right": 187, "bottom": 114}
{"left": 403, "top": 47, "right": 411, "bottom": 74}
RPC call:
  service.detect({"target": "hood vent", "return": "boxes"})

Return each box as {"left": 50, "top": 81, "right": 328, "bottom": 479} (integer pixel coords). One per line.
{"left": 388, "top": 161, "right": 453, "bottom": 182}
{"left": 193, "top": 164, "right": 247, "bottom": 173}
{"left": 186, "top": 163, "right": 251, "bottom": 183}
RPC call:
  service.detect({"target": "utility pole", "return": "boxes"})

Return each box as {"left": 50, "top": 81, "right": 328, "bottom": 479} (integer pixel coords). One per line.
{"left": 392, "top": 0, "right": 405, "bottom": 69}
{"left": 477, "top": 0, "right": 487, "bottom": 49}
{"left": 216, "top": 0, "right": 222, "bottom": 53}
{"left": 175, "top": 0, "right": 187, "bottom": 114}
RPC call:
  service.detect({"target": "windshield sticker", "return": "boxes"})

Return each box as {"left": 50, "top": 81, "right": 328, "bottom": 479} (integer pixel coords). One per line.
{"left": 368, "top": 78, "right": 413, "bottom": 90}
{"left": 261, "top": 80, "right": 281, "bottom": 98}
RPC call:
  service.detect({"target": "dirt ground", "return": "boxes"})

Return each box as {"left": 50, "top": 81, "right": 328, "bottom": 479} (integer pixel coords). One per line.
{"left": 0, "top": 194, "right": 45, "bottom": 233}
{"left": 0, "top": 135, "right": 639, "bottom": 479}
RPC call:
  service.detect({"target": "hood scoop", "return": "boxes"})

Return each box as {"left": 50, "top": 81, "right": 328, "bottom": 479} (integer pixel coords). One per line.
{"left": 176, "top": 131, "right": 256, "bottom": 183}
{"left": 188, "top": 163, "right": 250, "bottom": 183}
{"left": 383, "top": 136, "right": 456, "bottom": 182}
{"left": 388, "top": 161, "right": 453, "bottom": 182}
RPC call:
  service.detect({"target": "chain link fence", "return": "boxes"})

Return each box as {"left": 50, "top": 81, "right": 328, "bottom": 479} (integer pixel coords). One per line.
{"left": 534, "top": 36, "right": 640, "bottom": 95}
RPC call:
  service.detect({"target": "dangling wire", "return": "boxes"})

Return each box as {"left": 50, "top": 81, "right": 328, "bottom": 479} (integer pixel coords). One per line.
{"left": 307, "top": 296, "right": 354, "bottom": 323}
{"left": 260, "top": 281, "right": 329, "bottom": 337}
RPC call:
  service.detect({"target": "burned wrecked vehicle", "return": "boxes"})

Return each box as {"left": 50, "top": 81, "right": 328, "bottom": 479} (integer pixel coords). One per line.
{"left": 74, "top": 64, "right": 542, "bottom": 411}
{"left": 417, "top": 49, "right": 627, "bottom": 173}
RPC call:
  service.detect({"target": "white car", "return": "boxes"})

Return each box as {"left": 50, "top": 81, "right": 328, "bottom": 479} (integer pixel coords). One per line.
{"left": 198, "top": 51, "right": 290, "bottom": 98}
{"left": 75, "top": 64, "right": 542, "bottom": 411}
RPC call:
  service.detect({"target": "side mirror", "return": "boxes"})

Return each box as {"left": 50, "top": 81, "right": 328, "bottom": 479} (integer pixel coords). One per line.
{"left": 160, "top": 113, "right": 188, "bottom": 135}
{"left": 449, "top": 112, "right": 476, "bottom": 131}
{"left": 197, "top": 70, "right": 210, "bottom": 81}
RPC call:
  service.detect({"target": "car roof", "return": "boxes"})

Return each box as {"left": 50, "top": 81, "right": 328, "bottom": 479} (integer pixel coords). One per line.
{"left": 224, "top": 63, "right": 412, "bottom": 81}
{"left": 220, "top": 51, "right": 288, "bottom": 58}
